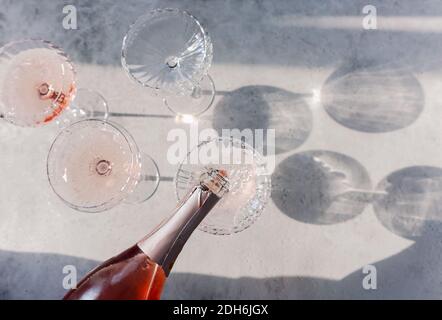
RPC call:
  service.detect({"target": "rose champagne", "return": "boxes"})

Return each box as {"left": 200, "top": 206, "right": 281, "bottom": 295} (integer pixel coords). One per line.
{"left": 63, "top": 169, "right": 229, "bottom": 300}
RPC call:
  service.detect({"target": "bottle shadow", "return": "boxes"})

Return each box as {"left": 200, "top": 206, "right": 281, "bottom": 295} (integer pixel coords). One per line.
{"left": 212, "top": 85, "right": 312, "bottom": 155}
{"left": 163, "top": 273, "right": 338, "bottom": 299}
{"left": 0, "top": 248, "right": 340, "bottom": 299}
{"left": 164, "top": 236, "right": 442, "bottom": 300}
{"left": 321, "top": 59, "right": 425, "bottom": 133}
{"left": 0, "top": 249, "right": 352, "bottom": 299}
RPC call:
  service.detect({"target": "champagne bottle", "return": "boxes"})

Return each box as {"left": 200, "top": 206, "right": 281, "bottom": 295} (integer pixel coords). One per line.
{"left": 63, "top": 169, "right": 229, "bottom": 300}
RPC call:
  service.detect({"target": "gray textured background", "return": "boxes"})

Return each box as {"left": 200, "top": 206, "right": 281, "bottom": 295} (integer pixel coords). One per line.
{"left": 1, "top": 0, "right": 442, "bottom": 299}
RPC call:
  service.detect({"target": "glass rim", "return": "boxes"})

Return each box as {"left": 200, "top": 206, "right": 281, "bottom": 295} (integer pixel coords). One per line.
{"left": 121, "top": 7, "right": 211, "bottom": 90}
{"left": 174, "top": 136, "right": 271, "bottom": 235}
{"left": 46, "top": 119, "right": 140, "bottom": 212}
{"left": 0, "top": 38, "right": 77, "bottom": 127}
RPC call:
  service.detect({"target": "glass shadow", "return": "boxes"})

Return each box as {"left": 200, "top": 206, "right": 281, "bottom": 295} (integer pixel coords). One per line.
{"left": 321, "top": 60, "right": 424, "bottom": 133}
{"left": 212, "top": 85, "right": 312, "bottom": 155}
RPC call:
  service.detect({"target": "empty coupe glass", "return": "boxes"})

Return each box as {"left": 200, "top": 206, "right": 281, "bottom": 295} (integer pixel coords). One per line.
{"left": 121, "top": 8, "right": 215, "bottom": 116}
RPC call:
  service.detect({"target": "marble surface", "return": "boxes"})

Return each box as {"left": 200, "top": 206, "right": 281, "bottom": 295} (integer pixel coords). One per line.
{"left": 1, "top": 0, "right": 442, "bottom": 299}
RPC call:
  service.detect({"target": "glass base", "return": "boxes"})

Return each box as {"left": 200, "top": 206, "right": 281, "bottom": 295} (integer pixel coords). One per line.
{"left": 55, "top": 88, "right": 109, "bottom": 129}
{"left": 164, "top": 74, "right": 215, "bottom": 116}
{"left": 124, "top": 153, "right": 160, "bottom": 204}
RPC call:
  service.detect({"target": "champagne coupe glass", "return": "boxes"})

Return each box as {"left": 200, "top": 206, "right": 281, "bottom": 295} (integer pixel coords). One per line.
{"left": 175, "top": 137, "right": 271, "bottom": 235}
{"left": 121, "top": 8, "right": 215, "bottom": 116}
{"left": 0, "top": 39, "right": 108, "bottom": 128}
{"left": 47, "top": 119, "right": 160, "bottom": 212}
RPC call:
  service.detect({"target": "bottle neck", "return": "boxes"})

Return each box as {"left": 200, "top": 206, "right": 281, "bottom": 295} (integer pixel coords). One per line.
{"left": 137, "top": 185, "right": 221, "bottom": 276}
